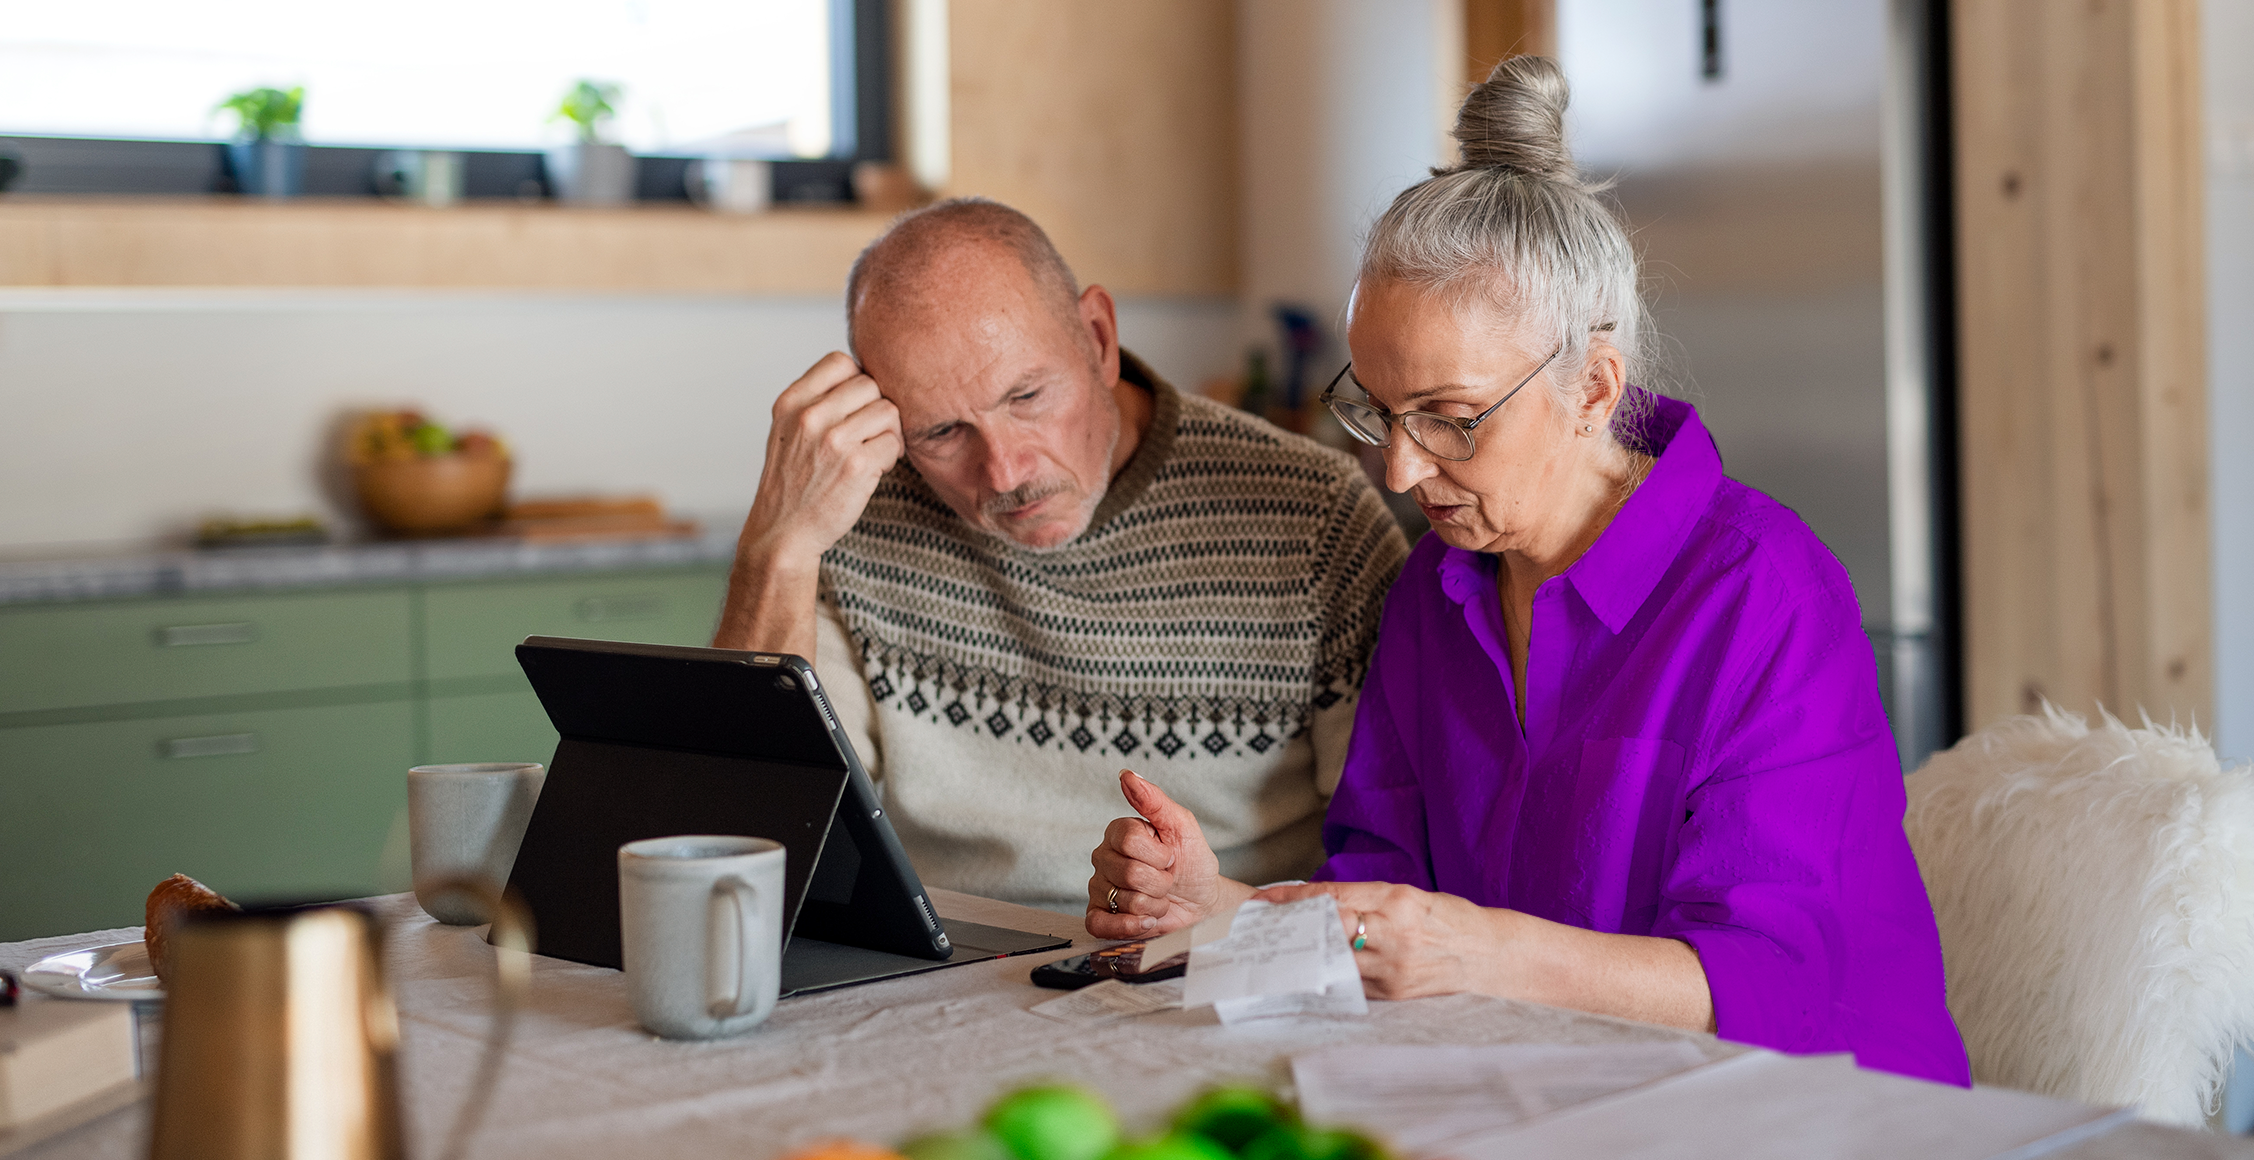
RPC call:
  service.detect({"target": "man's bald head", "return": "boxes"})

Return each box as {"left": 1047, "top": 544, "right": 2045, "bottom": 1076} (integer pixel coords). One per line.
{"left": 845, "top": 197, "right": 1083, "bottom": 357}
{"left": 835, "top": 198, "right": 1134, "bottom": 552}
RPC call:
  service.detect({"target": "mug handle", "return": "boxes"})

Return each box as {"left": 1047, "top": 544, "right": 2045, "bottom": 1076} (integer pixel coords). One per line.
{"left": 706, "top": 876, "right": 762, "bottom": 1019}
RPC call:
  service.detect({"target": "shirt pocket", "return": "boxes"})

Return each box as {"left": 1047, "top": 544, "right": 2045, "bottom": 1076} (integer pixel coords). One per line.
{"left": 1567, "top": 737, "right": 1689, "bottom": 934}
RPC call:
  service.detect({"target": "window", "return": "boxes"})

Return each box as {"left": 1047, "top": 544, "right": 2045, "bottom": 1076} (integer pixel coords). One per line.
{"left": 0, "top": 0, "right": 888, "bottom": 201}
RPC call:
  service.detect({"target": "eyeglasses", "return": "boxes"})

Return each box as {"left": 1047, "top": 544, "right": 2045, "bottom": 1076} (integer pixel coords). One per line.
{"left": 1319, "top": 343, "right": 1564, "bottom": 462}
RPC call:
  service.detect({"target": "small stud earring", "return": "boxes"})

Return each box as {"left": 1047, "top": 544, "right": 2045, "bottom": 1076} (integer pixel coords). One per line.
{"left": 1582, "top": 424, "right": 1593, "bottom": 434}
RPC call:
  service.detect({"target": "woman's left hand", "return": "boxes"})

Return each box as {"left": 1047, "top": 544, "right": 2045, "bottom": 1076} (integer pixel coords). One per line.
{"left": 1254, "top": 880, "right": 1505, "bottom": 1000}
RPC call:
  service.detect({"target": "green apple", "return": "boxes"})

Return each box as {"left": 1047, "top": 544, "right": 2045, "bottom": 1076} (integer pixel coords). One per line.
{"left": 1170, "top": 1087, "right": 1292, "bottom": 1153}
{"left": 410, "top": 422, "right": 453, "bottom": 457}
{"left": 1103, "top": 1133, "right": 1235, "bottom": 1160}
{"left": 901, "top": 1130, "right": 1015, "bottom": 1160}
{"left": 984, "top": 1085, "right": 1120, "bottom": 1160}
{"left": 1240, "top": 1125, "right": 1386, "bottom": 1160}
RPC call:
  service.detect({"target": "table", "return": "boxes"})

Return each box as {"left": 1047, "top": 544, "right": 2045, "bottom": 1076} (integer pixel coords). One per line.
{"left": 4, "top": 891, "right": 2248, "bottom": 1160}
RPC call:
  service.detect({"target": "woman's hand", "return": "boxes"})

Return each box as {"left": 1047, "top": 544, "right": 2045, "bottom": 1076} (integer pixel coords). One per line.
{"left": 1255, "top": 881, "right": 1501, "bottom": 1000}
{"left": 1086, "top": 770, "right": 1245, "bottom": 939}
{"left": 1255, "top": 881, "right": 1715, "bottom": 1029}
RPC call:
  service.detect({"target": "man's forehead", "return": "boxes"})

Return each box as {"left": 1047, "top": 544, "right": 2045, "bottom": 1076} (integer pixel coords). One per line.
{"left": 863, "top": 312, "right": 1083, "bottom": 411}
{"left": 886, "top": 356, "right": 1073, "bottom": 432}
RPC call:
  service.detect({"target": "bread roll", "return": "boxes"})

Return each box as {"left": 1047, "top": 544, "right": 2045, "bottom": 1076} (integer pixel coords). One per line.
{"left": 144, "top": 873, "right": 237, "bottom": 984}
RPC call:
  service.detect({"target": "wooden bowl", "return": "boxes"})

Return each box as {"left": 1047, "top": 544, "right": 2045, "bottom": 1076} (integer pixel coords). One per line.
{"left": 353, "top": 456, "right": 510, "bottom": 536}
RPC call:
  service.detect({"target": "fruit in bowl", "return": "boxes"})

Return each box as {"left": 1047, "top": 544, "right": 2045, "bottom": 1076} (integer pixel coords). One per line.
{"left": 347, "top": 409, "right": 512, "bottom": 536}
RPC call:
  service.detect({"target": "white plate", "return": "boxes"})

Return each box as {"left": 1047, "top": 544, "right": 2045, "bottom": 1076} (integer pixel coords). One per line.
{"left": 23, "top": 940, "right": 163, "bottom": 1001}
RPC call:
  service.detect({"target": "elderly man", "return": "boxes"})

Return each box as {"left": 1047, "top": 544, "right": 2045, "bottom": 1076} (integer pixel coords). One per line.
{"left": 715, "top": 198, "right": 1404, "bottom": 911}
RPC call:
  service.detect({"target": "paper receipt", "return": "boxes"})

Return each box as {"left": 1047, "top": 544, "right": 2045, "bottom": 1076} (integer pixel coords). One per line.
{"left": 1029, "top": 978, "right": 1185, "bottom": 1025}
{"left": 1184, "top": 895, "right": 1367, "bottom": 1023}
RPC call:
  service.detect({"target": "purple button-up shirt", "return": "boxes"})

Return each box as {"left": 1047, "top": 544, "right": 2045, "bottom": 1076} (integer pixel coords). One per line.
{"left": 1317, "top": 394, "right": 1969, "bottom": 1086}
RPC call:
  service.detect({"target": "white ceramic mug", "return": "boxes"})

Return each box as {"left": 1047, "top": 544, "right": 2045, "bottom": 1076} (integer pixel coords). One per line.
{"left": 618, "top": 835, "right": 785, "bottom": 1040}
{"left": 374, "top": 150, "right": 465, "bottom": 207}
{"left": 686, "top": 157, "right": 772, "bottom": 214}
{"left": 408, "top": 763, "right": 547, "bottom": 925}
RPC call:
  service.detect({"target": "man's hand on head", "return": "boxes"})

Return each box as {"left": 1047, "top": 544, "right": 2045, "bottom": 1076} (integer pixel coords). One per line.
{"left": 713, "top": 352, "right": 902, "bottom": 657}
{"left": 743, "top": 352, "right": 904, "bottom": 570}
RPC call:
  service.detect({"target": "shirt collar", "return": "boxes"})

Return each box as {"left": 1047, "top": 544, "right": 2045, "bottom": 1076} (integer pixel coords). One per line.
{"left": 1437, "top": 390, "right": 1724, "bottom": 634}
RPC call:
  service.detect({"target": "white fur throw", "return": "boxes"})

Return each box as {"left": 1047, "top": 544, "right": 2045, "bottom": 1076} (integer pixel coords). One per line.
{"left": 1904, "top": 706, "right": 2254, "bottom": 1125}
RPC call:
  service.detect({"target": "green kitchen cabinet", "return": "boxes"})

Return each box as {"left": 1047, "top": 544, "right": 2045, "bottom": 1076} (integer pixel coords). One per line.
{"left": 418, "top": 568, "right": 728, "bottom": 767}
{"left": 0, "top": 589, "right": 414, "bottom": 715}
{"left": 0, "top": 700, "right": 416, "bottom": 941}
{"left": 422, "top": 570, "right": 728, "bottom": 681}
{"left": 0, "top": 563, "right": 730, "bottom": 941}
{"left": 426, "top": 687, "right": 559, "bottom": 769}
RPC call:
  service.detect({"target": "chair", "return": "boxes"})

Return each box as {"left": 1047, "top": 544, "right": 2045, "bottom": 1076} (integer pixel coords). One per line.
{"left": 1903, "top": 705, "right": 2254, "bottom": 1126}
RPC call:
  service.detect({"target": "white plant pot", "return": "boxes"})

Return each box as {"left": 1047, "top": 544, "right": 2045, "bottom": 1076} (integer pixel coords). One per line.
{"left": 547, "top": 142, "right": 635, "bottom": 206}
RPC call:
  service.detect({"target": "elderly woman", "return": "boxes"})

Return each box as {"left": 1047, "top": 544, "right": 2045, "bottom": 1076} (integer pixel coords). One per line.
{"left": 1086, "top": 57, "right": 1969, "bottom": 1086}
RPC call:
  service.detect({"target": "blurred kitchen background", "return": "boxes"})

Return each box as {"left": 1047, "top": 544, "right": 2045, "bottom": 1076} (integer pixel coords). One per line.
{"left": 0, "top": 0, "right": 2245, "bottom": 882}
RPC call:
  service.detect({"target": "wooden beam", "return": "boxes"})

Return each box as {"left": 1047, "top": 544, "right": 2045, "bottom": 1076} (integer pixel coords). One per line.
{"left": 1464, "top": 0, "right": 1557, "bottom": 87}
{"left": 1952, "top": 0, "right": 2211, "bottom": 730}
{"left": 943, "top": 0, "right": 1238, "bottom": 296}
{"left": 0, "top": 199, "right": 895, "bottom": 293}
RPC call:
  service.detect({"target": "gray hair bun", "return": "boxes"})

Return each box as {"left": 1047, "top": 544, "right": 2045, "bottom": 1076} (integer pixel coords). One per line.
{"left": 1358, "top": 53, "right": 1658, "bottom": 424}
{"left": 1451, "top": 55, "right": 1577, "bottom": 182}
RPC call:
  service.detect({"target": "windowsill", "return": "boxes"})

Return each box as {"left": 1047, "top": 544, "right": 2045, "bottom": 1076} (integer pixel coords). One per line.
{"left": 0, "top": 196, "right": 897, "bottom": 293}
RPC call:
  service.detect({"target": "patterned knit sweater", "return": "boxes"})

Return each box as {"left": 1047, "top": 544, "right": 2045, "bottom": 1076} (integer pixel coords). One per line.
{"left": 814, "top": 352, "right": 1406, "bottom": 909}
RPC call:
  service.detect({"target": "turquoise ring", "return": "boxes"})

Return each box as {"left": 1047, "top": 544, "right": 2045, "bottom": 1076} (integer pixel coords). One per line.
{"left": 1351, "top": 916, "right": 1369, "bottom": 952}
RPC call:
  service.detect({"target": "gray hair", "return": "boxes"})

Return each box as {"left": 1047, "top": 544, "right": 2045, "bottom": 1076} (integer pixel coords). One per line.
{"left": 844, "top": 196, "right": 1081, "bottom": 357}
{"left": 1358, "top": 56, "right": 1657, "bottom": 430}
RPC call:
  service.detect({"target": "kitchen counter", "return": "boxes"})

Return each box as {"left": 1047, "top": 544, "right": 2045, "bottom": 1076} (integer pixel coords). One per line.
{"left": 0, "top": 528, "right": 740, "bottom": 606}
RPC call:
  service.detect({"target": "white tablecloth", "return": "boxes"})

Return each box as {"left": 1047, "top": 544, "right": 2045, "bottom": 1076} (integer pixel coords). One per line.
{"left": 4, "top": 891, "right": 2248, "bottom": 1160}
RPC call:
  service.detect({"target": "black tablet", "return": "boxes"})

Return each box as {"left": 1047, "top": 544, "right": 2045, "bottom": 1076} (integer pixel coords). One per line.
{"left": 507, "top": 636, "right": 1068, "bottom": 995}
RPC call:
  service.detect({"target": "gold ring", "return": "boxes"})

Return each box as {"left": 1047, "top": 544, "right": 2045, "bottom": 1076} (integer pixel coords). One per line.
{"left": 1106, "top": 886, "right": 1120, "bottom": 914}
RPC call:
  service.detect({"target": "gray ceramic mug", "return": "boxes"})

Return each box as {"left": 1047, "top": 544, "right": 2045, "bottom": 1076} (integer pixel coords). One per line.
{"left": 408, "top": 763, "right": 546, "bottom": 925}
{"left": 618, "top": 835, "right": 785, "bottom": 1040}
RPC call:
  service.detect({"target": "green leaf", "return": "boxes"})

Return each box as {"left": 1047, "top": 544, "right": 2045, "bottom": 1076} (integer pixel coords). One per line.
{"left": 551, "top": 79, "right": 623, "bottom": 143}
{"left": 213, "top": 85, "right": 305, "bottom": 140}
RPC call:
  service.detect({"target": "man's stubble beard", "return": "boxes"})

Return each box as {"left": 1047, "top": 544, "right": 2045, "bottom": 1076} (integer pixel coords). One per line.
{"left": 978, "top": 392, "right": 1124, "bottom": 555}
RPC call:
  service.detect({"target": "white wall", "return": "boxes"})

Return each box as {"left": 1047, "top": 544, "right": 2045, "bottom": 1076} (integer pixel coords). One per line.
{"left": 1558, "top": 1, "right": 1893, "bottom": 635}
{"left": 2209, "top": 0, "right": 2253, "bottom": 766}
{"left": 1236, "top": 0, "right": 1459, "bottom": 344}
{"left": 0, "top": 291, "right": 1239, "bottom": 550}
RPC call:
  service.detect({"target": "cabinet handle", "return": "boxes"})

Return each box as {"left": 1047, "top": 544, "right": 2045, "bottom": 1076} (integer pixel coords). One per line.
{"left": 162, "top": 733, "right": 260, "bottom": 759}
{"left": 156, "top": 622, "right": 257, "bottom": 647}
{"left": 574, "top": 595, "right": 667, "bottom": 623}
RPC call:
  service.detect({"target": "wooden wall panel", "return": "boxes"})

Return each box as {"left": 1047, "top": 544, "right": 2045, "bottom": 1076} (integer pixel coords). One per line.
{"left": 943, "top": 0, "right": 1238, "bottom": 296}
{"left": 1953, "top": 0, "right": 2210, "bottom": 729}
{"left": 1464, "top": 0, "right": 1557, "bottom": 84}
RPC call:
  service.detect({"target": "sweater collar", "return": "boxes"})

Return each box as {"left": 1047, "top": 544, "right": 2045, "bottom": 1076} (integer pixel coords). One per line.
{"left": 1083, "top": 348, "right": 1179, "bottom": 536}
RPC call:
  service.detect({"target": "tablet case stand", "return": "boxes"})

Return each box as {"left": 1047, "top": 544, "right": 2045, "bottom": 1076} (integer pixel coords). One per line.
{"left": 505, "top": 637, "right": 1068, "bottom": 997}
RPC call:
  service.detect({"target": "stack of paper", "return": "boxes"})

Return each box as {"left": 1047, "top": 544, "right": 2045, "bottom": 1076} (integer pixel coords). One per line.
{"left": 0, "top": 993, "right": 140, "bottom": 1144}
{"left": 1445, "top": 1052, "right": 2132, "bottom": 1160}
{"left": 1292, "top": 1042, "right": 1709, "bottom": 1154}
{"left": 1293, "top": 1044, "right": 2133, "bottom": 1160}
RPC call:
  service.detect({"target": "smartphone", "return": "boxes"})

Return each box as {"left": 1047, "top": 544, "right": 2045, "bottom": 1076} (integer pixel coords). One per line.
{"left": 1029, "top": 939, "right": 1189, "bottom": 990}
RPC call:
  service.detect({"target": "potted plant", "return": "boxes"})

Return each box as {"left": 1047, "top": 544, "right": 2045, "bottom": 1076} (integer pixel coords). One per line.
{"left": 216, "top": 86, "right": 306, "bottom": 198}
{"left": 547, "top": 80, "right": 634, "bottom": 205}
